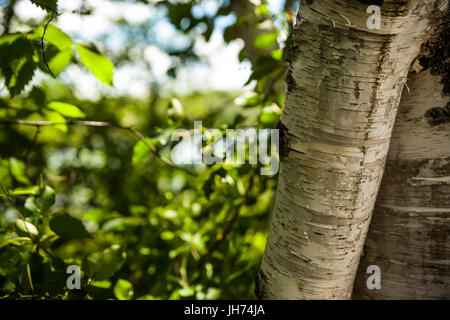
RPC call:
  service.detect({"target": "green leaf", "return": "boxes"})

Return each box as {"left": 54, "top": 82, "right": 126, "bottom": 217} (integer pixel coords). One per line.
{"left": 43, "top": 110, "right": 67, "bottom": 132}
{"left": 24, "top": 186, "right": 55, "bottom": 216}
{"left": 160, "top": 230, "right": 174, "bottom": 241}
{"left": 255, "top": 4, "right": 270, "bottom": 16}
{"left": 29, "top": 86, "right": 47, "bottom": 106}
{"left": 114, "top": 279, "right": 134, "bottom": 300}
{"left": 270, "top": 49, "right": 283, "bottom": 61}
{"left": 29, "top": 25, "right": 73, "bottom": 76}
{"left": 101, "top": 217, "right": 141, "bottom": 233}
{"left": 136, "top": 294, "right": 160, "bottom": 300}
{"left": 49, "top": 213, "right": 90, "bottom": 240}
{"left": 48, "top": 49, "right": 72, "bottom": 76}
{"left": 91, "top": 280, "right": 111, "bottom": 289}
{"left": 132, "top": 138, "right": 156, "bottom": 165}
{"left": 34, "top": 186, "right": 55, "bottom": 212}
{"left": 203, "top": 168, "right": 227, "bottom": 199}
{"left": 47, "top": 101, "right": 86, "bottom": 118}
{"left": 34, "top": 25, "right": 72, "bottom": 50}
{"left": 81, "top": 208, "right": 113, "bottom": 226}
{"left": 0, "top": 37, "right": 37, "bottom": 96}
{"left": 202, "top": 174, "right": 214, "bottom": 200}
{"left": 179, "top": 286, "right": 195, "bottom": 297}
{"left": 9, "top": 158, "right": 31, "bottom": 185}
{"left": 76, "top": 45, "right": 114, "bottom": 86}
{"left": 254, "top": 31, "right": 279, "bottom": 49}
{"left": 169, "top": 98, "right": 184, "bottom": 118}
{"left": 205, "top": 287, "right": 221, "bottom": 300}
{"left": 260, "top": 108, "right": 280, "bottom": 125}
{"left": 0, "top": 34, "right": 24, "bottom": 46}
{"left": 247, "top": 56, "right": 282, "bottom": 84}
{"left": 9, "top": 186, "right": 40, "bottom": 196}
{"left": 0, "top": 160, "right": 13, "bottom": 190}
{"left": 30, "top": 0, "right": 58, "bottom": 12}
{"left": 87, "top": 246, "right": 125, "bottom": 279}
{"left": 14, "top": 219, "right": 39, "bottom": 237}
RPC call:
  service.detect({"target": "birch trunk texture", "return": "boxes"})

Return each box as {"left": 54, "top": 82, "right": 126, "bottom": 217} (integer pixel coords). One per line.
{"left": 256, "top": 0, "right": 447, "bottom": 299}
{"left": 352, "top": 17, "right": 450, "bottom": 299}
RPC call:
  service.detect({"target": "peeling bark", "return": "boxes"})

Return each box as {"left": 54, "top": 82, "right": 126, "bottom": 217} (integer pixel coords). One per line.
{"left": 257, "top": 0, "right": 447, "bottom": 299}
{"left": 353, "top": 55, "right": 449, "bottom": 299}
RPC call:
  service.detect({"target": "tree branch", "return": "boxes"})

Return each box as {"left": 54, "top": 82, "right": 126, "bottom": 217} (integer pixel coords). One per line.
{"left": 0, "top": 119, "right": 196, "bottom": 176}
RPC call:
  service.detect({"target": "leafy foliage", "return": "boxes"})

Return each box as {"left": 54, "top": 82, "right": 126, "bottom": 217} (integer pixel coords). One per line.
{"left": 0, "top": 37, "right": 37, "bottom": 96}
{"left": 0, "top": 0, "right": 291, "bottom": 300}
{"left": 0, "top": 23, "right": 114, "bottom": 95}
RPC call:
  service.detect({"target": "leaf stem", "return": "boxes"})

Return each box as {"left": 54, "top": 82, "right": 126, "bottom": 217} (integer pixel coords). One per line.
{"left": 41, "top": 11, "right": 56, "bottom": 79}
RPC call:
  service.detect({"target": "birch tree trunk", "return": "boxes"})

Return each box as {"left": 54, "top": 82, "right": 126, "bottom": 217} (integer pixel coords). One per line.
{"left": 353, "top": 13, "right": 450, "bottom": 299}
{"left": 256, "top": 0, "right": 447, "bottom": 299}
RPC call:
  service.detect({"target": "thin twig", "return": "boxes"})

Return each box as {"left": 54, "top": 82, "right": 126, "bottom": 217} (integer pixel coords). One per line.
{"left": 0, "top": 119, "right": 196, "bottom": 176}
{"left": 41, "top": 12, "right": 56, "bottom": 79}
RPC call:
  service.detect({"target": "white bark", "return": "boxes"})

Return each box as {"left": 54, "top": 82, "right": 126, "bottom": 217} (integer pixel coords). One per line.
{"left": 257, "top": 0, "right": 447, "bottom": 299}
{"left": 353, "top": 67, "right": 450, "bottom": 299}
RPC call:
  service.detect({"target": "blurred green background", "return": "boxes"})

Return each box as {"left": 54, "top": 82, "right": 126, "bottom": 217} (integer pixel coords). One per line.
{"left": 0, "top": 0, "right": 296, "bottom": 299}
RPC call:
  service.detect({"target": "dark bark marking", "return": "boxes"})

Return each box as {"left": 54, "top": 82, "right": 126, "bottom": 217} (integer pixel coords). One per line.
{"left": 286, "top": 68, "right": 297, "bottom": 93}
{"left": 277, "top": 120, "right": 290, "bottom": 159}
{"left": 418, "top": 8, "right": 449, "bottom": 95}
{"left": 354, "top": 80, "right": 361, "bottom": 100}
{"left": 365, "top": 38, "right": 391, "bottom": 142}
{"left": 254, "top": 270, "right": 268, "bottom": 299}
{"left": 425, "top": 103, "right": 450, "bottom": 126}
